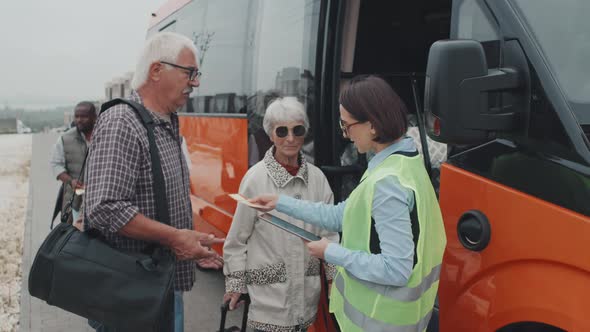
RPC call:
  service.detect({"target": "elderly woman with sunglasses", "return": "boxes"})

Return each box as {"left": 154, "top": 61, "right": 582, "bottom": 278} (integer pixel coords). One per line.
{"left": 250, "top": 76, "right": 446, "bottom": 332}
{"left": 223, "top": 97, "right": 339, "bottom": 332}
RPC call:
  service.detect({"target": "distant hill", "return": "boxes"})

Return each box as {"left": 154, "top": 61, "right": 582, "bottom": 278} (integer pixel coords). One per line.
{"left": 0, "top": 106, "right": 72, "bottom": 132}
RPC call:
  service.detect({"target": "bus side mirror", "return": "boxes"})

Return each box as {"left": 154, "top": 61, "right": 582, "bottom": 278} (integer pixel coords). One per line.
{"left": 424, "top": 40, "right": 522, "bottom": 144}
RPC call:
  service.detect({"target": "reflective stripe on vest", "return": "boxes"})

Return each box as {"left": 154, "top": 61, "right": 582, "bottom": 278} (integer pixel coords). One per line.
{"left": 334, "top": 264, "right": 441, "bottom": 302}
{"left": 334, "top": 282, "right": 433, "bottom": 332}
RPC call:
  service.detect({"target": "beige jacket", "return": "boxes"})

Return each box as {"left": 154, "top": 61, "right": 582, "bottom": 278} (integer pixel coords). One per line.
{"left": 223, "top": 148, "right": 339, "bottom": 332}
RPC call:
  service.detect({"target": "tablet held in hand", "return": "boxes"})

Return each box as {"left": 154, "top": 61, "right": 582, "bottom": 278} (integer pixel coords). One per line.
{"left": 257, "top": 213, "right": 320, "bottom": 242}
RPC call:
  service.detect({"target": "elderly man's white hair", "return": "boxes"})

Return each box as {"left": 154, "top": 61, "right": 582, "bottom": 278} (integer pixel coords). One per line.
{"left": 131, "top": 32, "right": 199, "bottom": 90}
{"left": 263, "top": 97, "right": 309, "bottom": 136}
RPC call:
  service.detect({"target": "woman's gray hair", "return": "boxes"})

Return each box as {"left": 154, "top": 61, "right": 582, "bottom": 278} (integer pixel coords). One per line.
{"left": 263, "top": 97, "right": 309, "bottom": 136}
{"left": 131, "top": 32, "right": 199, "bottom": 90}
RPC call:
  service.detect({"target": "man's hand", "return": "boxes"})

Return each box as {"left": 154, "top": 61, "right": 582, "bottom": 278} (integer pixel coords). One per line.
{"left": 198, "top": 232, "right": 225, "bottom": 248}
{"left": 170, "top": 229, "right": 224, "bottom": 261}
{"left": 73, "top": 218, "right": 84, "bottom": 231}
{"left": 223, "top": 292, "right": 245, "bottom": 311}
{"left": 197, "top": 256, "right": 224, "bottom": 270}
{"left": 307, "top": 237, "right": 331, "bottom": 260}
{"left": 248, "top": 194, "right": 279, "bottom": 212}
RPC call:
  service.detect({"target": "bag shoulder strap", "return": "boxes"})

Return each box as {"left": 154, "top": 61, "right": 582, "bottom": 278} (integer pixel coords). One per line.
{"left": 100, "top": 98, "right": 171, "bottom": 226}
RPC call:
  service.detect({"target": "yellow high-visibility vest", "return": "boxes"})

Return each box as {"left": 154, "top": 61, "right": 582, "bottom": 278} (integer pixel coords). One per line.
{"left": 330, "top": 152, "right": 446, "bottom": 332}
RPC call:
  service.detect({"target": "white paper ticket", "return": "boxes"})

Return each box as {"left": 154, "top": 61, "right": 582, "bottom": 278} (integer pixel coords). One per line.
{"left": 75, "top": 188, "right": 85, "bottom": 195}
{"left": 229, "top": 193, "right": 266, "bottom": 209}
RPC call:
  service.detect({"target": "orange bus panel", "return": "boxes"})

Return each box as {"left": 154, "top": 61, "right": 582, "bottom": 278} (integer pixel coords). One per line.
{"left": 438, "top": 163, "right": 590, "bottom": 331}
{"left": 179, "top": 115, "right": 248, "bottom": 238}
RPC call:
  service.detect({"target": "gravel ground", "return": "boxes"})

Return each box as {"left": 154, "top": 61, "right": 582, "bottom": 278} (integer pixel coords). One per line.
{"left": 0, "top": 134, "right": 32, "bottom": 332}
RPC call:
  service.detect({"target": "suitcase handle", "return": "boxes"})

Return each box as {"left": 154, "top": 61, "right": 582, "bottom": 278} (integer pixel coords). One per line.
{"left": 219, "top": 294, "right": 250, "bottom": 332}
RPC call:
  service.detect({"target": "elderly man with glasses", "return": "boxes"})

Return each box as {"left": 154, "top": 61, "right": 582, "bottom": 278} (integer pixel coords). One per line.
{"left": 83, "top": 32, "right": 223, "bottom": 332}
{"left": 223, "top": 97, "right": 339, "bottom": 332}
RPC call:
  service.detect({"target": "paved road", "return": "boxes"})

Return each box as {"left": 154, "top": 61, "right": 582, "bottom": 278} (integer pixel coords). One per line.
{"left": 19, "top": 133, "right": 245, "bottom": 332}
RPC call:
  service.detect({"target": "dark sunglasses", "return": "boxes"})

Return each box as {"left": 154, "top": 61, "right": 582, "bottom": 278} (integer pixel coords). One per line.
{"left": 275, "top": 125, "right": 306, "bottom": 138}
{"left": 161, "top": 61, "right": 202, "bottom": 81}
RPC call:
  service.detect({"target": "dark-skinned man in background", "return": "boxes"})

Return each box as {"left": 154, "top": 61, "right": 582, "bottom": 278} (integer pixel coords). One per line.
{"left": 50, "top": 101, "right": 96, "bottom": 225}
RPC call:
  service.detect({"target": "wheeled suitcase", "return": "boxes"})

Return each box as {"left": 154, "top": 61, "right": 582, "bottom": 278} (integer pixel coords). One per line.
{"left": 219, "top": 294, "right": 250, "bottom": 332}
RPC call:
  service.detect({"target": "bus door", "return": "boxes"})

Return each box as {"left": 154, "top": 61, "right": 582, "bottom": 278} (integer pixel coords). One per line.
{"left": 318, "top": 2, "right": 453, "bottom": 331}
{"left": 320, "top": 0, "right": 453, "bottom": 202}
{"left": 425, "top": 0, "right": 590, "bottom": 331}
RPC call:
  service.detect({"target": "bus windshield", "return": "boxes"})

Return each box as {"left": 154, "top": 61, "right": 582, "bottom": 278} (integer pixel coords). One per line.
{"left": 513, "top": 0, "right": 590, "bottom": 123}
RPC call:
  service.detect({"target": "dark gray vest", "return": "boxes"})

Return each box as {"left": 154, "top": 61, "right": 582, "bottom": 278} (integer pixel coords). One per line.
{"left": 62, "top": 128, "right": 87, "bottom": 179}
{"left": 61, "top": 128, "right": 88, "bottom": 212}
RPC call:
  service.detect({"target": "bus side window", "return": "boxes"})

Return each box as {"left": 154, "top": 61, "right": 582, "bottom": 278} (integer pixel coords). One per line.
{"left": 166, "top": 1, "right": 252, "bottom": 115}
{"left": 453, "top": 0, "right": 500, "bottom": 42}
{"left": 245, "top": 1, "right": 323, "bottom": 167}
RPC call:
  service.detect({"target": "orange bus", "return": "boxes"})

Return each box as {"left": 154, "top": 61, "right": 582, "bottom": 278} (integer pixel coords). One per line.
{"left": 148, "top": 0, "right": 590, "bottom": 331}
{"left": 424, "top": 1, "right": 590, "bottom": 331}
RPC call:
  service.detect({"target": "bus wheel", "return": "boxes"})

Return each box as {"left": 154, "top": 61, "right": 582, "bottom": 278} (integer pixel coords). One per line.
{"left": 497, "top": 322, "right": 565, "bottom": 332}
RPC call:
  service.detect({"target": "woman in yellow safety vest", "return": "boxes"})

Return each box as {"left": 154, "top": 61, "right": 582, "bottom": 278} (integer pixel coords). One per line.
{"left": 250, "top": 75, "right": 447, "bottom": 332}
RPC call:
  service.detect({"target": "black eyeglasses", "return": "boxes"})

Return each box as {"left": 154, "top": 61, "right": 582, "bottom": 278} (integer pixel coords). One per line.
{"left": 161, "top": 61, "right": 202, "bottom": 81}
{"left": 339, "top": 119, "right": 363, "bottom": 136}
{"left": 275, "top": 125, "right": 306, "bottom": 138}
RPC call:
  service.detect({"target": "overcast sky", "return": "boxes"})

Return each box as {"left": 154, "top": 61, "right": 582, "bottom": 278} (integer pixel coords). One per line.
{"left": 0, "top": 0, "right": 167, "bottom": 109}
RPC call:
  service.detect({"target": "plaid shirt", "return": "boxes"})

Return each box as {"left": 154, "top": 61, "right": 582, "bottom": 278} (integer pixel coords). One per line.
{"left": 85, "top": 91, "right": 195, "bottom": 291}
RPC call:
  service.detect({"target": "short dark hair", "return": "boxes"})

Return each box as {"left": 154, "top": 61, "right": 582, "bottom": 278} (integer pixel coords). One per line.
{"left": 339, "top": 75, "right": 408, "bottom": 143}
{"left": 75, "top": 101, "right": 97, "bottom": 116}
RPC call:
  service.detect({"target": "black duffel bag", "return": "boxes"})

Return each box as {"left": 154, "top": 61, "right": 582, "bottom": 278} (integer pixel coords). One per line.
{"left": 29, "top": 99, "right": 176, "bottom": 331}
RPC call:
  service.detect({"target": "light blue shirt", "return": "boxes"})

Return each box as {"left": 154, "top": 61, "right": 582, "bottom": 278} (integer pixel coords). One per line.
{"left": 277, "top": 137, "right": 417, "bottom": 286}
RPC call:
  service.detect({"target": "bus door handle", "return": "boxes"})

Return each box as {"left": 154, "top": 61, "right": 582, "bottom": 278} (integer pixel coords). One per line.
{"left": 457, "top": 210, "right": 491, "bottom": 251}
